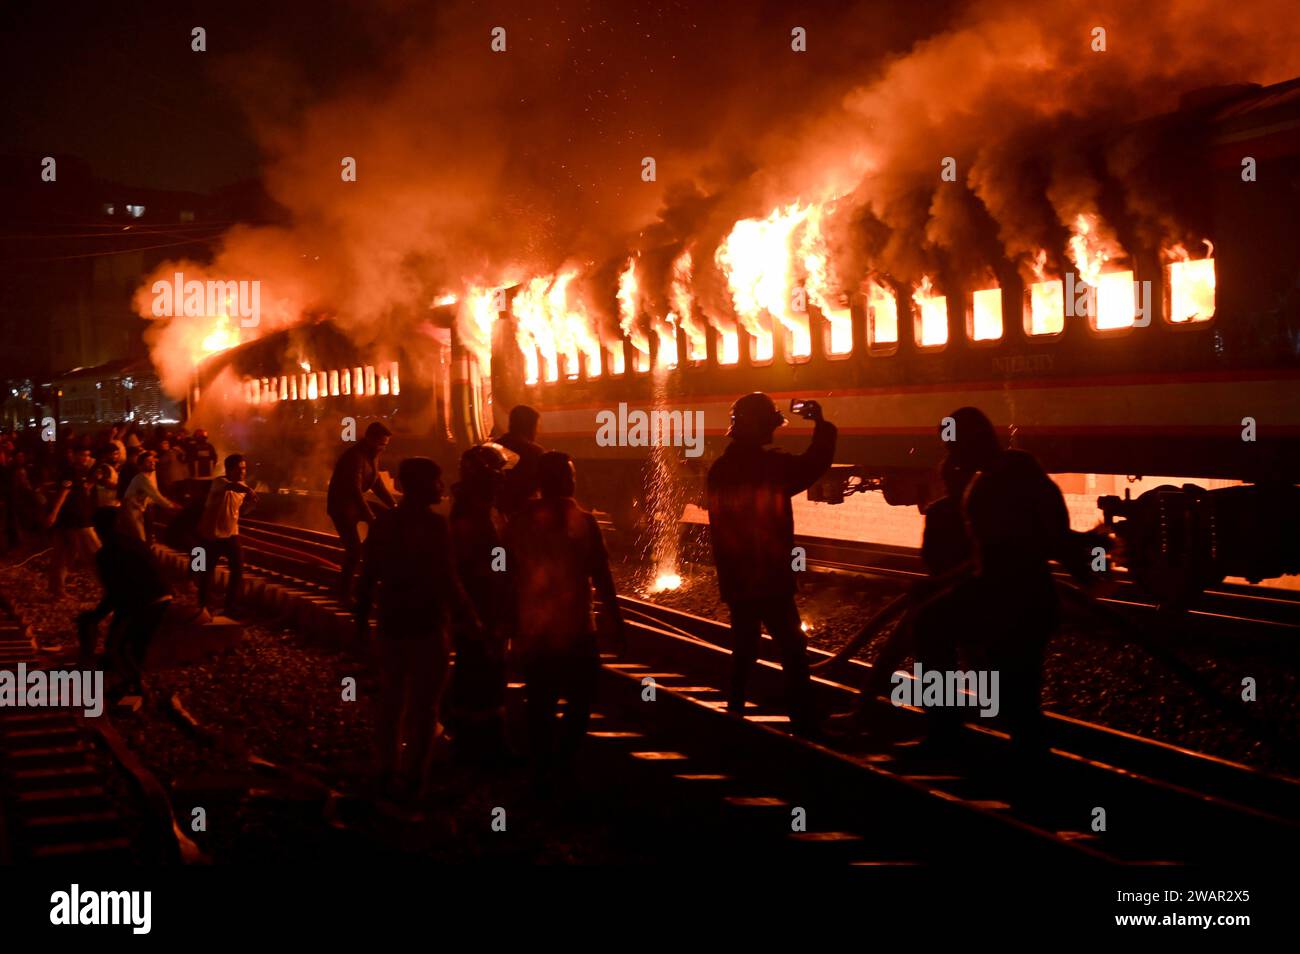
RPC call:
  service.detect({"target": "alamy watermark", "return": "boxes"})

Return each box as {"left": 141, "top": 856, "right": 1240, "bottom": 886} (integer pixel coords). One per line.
{"left": 890, "top": 663, "right": 999, "bottom": 718}
{"left": 151, "top": 271, "right": 261, "bottom": 327}
{"left": 0, "top": 663, "right": 104, "bottom": 718}
{"left": 595, "top": 402, "right": 705, "bottom": 458}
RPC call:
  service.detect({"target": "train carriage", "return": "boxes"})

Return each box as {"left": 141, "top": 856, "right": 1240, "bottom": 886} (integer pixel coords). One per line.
{"left": 191, "top": 77, "right": 1300, "bottom": 602}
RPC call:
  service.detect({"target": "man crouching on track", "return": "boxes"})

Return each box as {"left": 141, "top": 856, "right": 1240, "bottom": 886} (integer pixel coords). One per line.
{"left": 708, "top": 392, "right": 837, "bottom": 736}
{"left": 355, "top": 458, "right": 480, "bottom": 801}
{"left": 504, "top": 452, "right": 625, "bottom": 783}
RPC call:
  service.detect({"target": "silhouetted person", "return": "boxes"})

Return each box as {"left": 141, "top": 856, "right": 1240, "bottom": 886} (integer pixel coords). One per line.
{"left": 79, "top": 508, "right": 172, "bottom": 699}
{"left": 115, "top": 445, "right": 138, "bottom": 501}
{"left": 504, "top": 451, "right": 623, "bottom": 772}
{"left": 328, "top": 422, "right": 397, "bottom": 604}
{"left": 46, "top": 448, "right": 99, "bottom": 598}
{"left": 355, "top": 457, "right": 477, "bottom": 798}
{"left": 707, "top": 392, "right": 836, "bottom": 735}
{"left": 186, "top": 428, "right": 217, "bottom": 480}
{"left": 836, "top": 409, "right": 991, "bottom": 731}
{"left": 907, "top": 407, "right": 1093, "bottom": 758}
{"left": 496, "top": 405, "right": 545, "bottom": 514}
{"left": 446, "top": 444, "right": 513, "bottom": 763}
{"left": 196, "top": 454, "right": 257, "bottom": 618}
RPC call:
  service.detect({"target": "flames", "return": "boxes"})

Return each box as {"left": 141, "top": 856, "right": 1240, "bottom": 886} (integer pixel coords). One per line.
{"left": 511, "top": 271, "right": 602, "bottom": 385}
{"left": 1165, "top": 241, "right": 1216, "bottom": 323}
{"left": 1028, "top": 250, "right": 1065, "bottom": 336}
{"left": 911, "top": 275, "right": 948, "bottom": 347}
{"left": 176, "top": 202, "right": 1219, "bottom": 395}
{"left": 1067, "top": 213, "right": 1136, "bottom": 330}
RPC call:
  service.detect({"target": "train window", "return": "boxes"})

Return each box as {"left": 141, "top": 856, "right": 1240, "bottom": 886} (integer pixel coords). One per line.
{"left": 317, "top": 371, "right": 328, "bottom": 398}
{"left": 352, "top": 367, "right": 362, "bottom": 395}
{"left": 968, "top": 288, "right": 1003, "bottom": 342}
{"left": 561, "top": 350, "right": 580, "bottom": 381}
{"left": 1089, "top": 271, "right": 1138, "bottom": 332}
{"left": 1024, "top": 279, "right": 1064, "bottom": 336}
{"left": 716, "top": 328, "right": 739, "bottom": 365}
{"left": 822, "top": 303, "right": 853, "bottom": 357}
{"left": 781, "top": 326, "right": 811, "bottom": 364}
{"left": 378, "top": 368, "right": 390, "bottom": 396}
{"left": 390, "top": 362, "right": 401, "bottom": 395}
{"left": 340, "top": 370, "right": 350, "bottom": 396}
{"left": 912, "top": 279, "right": 948, "bottom": 349}
{"left": 606, "top": 341, "right": 625, "bottom": 375}
{"left": 365, "top": 366, "right": 376, "bottom": 396}
{"left": 328, "top": 370, "right": 339, "bottom": 397}
{"left": 633, "top": 346, "right": 650, "bottom": 373}
{"left": 290, "top": 375, "right": 299, "bottom": 401}
{"left": 1165, "top": 258, "right": 1215, "bottom": 324}
{"left": 866, "top": 281, "right": 898, "bottom": 355}
{"left": 656, "top": 328, "right": 679, "bottom": 370}
{"left": 684, "top": 329, "right": 707, "bottom": 363}
{"left": 748, "top": 327, "right": 774, "bottom": 366}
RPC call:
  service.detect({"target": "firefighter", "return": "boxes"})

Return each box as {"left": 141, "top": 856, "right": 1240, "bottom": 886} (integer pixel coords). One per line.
{"left": 445, "top": 443, "right": 514, "bottom": 763}
{"left": 327, "top": 422, "right": 397, "bottom": 604}
{"left": 496, "top": 405, "right": 545, "bottom": 515}
{"left": 707, "top": 392, "right": 837, "bottom": 735}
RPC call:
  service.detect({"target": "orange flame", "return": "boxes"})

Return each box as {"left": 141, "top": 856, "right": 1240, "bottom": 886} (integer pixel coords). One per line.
{"left": 1164, "top": 241, "right": 1216, "bottom": 323}
{"left": 911, "top": 275, "right": 948, "bottom": 347}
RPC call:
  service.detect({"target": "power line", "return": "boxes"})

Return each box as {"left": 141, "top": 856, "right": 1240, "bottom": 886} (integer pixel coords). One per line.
{"left": 7, "top": 235, "right": 222, "bottom": 264}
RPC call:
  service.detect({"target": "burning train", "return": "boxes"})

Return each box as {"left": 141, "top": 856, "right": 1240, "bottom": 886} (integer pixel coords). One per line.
{"left": 186, "top": 77, "right": 1300, "bottom": 604}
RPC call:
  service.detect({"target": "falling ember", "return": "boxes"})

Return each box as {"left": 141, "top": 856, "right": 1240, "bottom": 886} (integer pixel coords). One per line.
{"left": 971, "top": 287, "right": 1002, "bottom": 341}
{"left": 866, "top": 278, "right": 898, "bottom": 347}
{"left": 644, "top": 341, "right": 684, "bottom": 598}
{"left": 716, "top": 203, "right": 811, "bottom": 361}
{"left": 1027, "top": 251, "right": 1064, "bottom": 336}
{"left": 912, "top": 276, "right": 948, "bottom": 347}
{"left": 1165, "top": 242, "right": 1216, "bottom": 323}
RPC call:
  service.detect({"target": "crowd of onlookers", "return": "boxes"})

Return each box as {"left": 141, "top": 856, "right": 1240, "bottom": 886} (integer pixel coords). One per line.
{"left": 0, "top": 421, "right": 218, "bottom": 596}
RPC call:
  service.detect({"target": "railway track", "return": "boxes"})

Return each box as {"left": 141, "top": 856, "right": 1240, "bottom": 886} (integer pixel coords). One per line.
{"left": 785, "top": 535, "right": 1300, "bottom": 638}
{"left": 220, "top": 517, "right": 1298, "bottom": 864}
{"left": 0, "top": 595, "right": 189, "bottom": 863}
